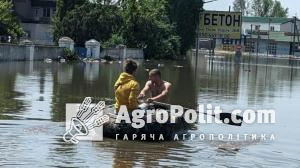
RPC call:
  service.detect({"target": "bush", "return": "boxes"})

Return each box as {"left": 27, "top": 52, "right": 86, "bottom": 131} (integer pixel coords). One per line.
{"left": 63, "top": 48, "right": 80, "bottom": 61}
{"left": 102, "top": 34, "right": 124, "bottom": 48}
{"left": 103, "top": 55, "right": 115, "bottom": 61}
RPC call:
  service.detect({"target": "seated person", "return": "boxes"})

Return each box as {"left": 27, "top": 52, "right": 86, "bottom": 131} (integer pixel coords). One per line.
{"left": 139, "top": 69, "right": 171, "bottom": 103}
{"left": 114, "top": 60, "right": 140, "bottom": 113}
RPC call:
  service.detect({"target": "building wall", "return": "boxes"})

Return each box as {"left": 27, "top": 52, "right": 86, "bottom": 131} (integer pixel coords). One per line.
{"left": 280, "top": 21, "right": 300, "bottom": 33}
{"left": 243, "top": 22, "right": 281, "bottom": 32}
{"left": 14, "top": 0, "right": 56, "bottom": 23}
{"left": 215, "top": 39, "right": 291, "bottom": 56}
{"left": 31, "top": 7, "right": 56, "bottom": 22}
{"left": 13, "top": 0, "right": 56, "bottom": 45}
{"left": 256, "top": 40, "right": 268, "bottom": 54}
{"left": 248, "top": 40, "right": 290, "bottom": 56}
{"left": 13, "top": 0, "right": 32, "bottom": 20}
{"left": 21, "top": 23, "right": 53, "bottom": 45}
{"left": 276, "top": 42, "right": 291, "bottom": 55}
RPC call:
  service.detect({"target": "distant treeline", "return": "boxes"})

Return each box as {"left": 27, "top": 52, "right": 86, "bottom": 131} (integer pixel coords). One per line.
{"left": 233, "top": 0, "right": 288, "bottom": 17}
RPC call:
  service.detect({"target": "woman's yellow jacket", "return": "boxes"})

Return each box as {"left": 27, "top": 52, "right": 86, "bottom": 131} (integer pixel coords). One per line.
{"left": 114, "top": 72, "right": 140, "bottom": 112}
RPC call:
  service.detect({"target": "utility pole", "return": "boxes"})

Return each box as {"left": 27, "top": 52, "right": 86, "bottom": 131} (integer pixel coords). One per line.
{"left": 267, "top": 18, "right": 271, "bottom": 60}
{"left": 248, "top": 24, "right": 253, "bottom": 70}
{"left": 256, "top": 25, "right": 260, "bottom": 64}
{"left": 195, "top": 10, "right": 200, "bottom": 70}
{"left": 239, "top": 0, "right": 244, "bottom": 15}
{"left": 195, "top": 0, "right": 219, "bottom": 69}
{"left": 292, "top": 16, "right": 297, "bottom": 56}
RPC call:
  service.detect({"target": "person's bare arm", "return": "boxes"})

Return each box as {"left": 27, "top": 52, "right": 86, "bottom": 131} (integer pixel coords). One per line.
{"left": 149, "top": 83, "right": 171, "bottom": 102}
{"left": 139, "top": 81, "right": 151, "bottom": 98}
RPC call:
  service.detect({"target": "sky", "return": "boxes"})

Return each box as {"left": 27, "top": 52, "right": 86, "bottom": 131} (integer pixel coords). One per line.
{"left": 204, "top": 0, "right": 298, "bottom": 18}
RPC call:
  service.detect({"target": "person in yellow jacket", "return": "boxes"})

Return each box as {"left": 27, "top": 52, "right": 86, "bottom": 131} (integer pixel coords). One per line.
{"left": 114, "top": 60, "right": 140, "bottom": 113}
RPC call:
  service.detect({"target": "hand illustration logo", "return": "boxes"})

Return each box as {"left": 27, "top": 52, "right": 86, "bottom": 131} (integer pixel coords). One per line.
{"left": 63, "top": 97, "right": 110, "bottom": 144}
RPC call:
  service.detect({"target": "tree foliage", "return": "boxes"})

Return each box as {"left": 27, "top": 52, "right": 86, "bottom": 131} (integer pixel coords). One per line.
{"left": 233, "top": 0, "right": 245, "bottom": 15}
{"left": 233, "top": 0, "right": 252, "bottom": 15}
{"left": 52, "top": 0, "right": 87, "bottom": 43}
{"left": 0, "top": 0, "right": 23, "bottom": 40}
{"left": 252, "top": 0, "right": 275, "bottom": 17}
{"left": 120, "top": 0, "right": 180, "bottom": 59}
{"left": 53, "top": 1, "right": 123, "bottom": 46}
{"left": 253, "top": 0, "right": 288, "bottom": 17}
{"left": 167, "top": 0, "right": 203, "bottom": 55}
{"left": 233, "top": 0, "right": 288, "bottom": 17}
{"left": 53, "top": 0, "right": 204, "bottom": 59}
{"left": 270, "top": 0, "right": 289, "bottom": 18}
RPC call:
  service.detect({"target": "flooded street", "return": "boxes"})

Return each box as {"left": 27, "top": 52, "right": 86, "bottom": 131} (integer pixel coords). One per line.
{"left": 1, "top": 55, "right": 300, "bottom": 167}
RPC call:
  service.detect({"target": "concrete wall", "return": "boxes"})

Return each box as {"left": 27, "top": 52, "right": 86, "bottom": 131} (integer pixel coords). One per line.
{"left": 100, "top": 48, "right": 144, "bottom": 59}
{"left": 126, "top": 49, "right": 144, "bottom": 59}
{"left": 0, "top": 44, "right": 27, "bottom": 61}
{"left": 34, "top": 45, "right": 64, "bottom": 60}
{"left": 0, "top": 43, "right": 63, "bottom": 61}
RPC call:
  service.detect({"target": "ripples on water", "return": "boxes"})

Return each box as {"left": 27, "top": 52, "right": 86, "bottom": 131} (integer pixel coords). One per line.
{"left": 0, "top": 56, "right": 300, "bottom": 167}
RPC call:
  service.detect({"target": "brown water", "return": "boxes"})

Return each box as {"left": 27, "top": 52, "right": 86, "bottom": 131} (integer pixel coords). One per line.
{"left": 0, "top": 56, "right": 300, "bottom": 167}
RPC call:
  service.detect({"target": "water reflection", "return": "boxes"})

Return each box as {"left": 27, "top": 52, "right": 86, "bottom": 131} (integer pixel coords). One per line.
{"left": 94, "top": 140, "right": 187, "bottom": 168}
{"left": 0, "top": 62, "right": 25, "bottom": 118}
{"left": 0, "top": 56, "right": 300, "bottom": 167}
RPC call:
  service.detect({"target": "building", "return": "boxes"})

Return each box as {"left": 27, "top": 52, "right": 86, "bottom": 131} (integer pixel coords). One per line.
{"left": 216, "top": 16, "right": 300, "bottom": 56}
{"left": 13, "top": 0, "right": 56, "bottom": 45}
{"left": 242, "top": 17, "right": 289, "bottom": 32}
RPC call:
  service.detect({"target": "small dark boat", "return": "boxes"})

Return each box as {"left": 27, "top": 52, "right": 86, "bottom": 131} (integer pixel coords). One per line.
{"left": 103, "top": 102, "right": 194, "bottom": 141}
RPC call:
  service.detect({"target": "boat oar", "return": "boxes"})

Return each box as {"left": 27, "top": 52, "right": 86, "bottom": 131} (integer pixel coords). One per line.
{"left": 152, "top": 101, "right": 243, "bottom": 127}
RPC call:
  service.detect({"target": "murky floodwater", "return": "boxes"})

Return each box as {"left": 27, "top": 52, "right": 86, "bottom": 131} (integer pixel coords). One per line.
{"left": 0, "top": 55, "right": 300, "bottom": 167}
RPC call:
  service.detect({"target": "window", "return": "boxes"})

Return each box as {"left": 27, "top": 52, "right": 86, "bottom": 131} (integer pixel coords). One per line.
{"left": 235, "top": 39, "right": 241, "bottom": 45}
{"left": 268, "top": 42, "right": 277, "bottom": 55}
{"left": 245, "top": 40, "right": 255, "bottom": 53}
{"left": 34, "top": 9, "right": 38, "bottom": 17}
{"left": 43, "top": 8, "right": 50, "bottom": 17}
{"left": 270, "top": 26, "right": 275, "bottom": 31}
{"left": 222, "top": 39, "right": 234, "bottom": 44}
{"left": 255, "top": 25, "right": 261, "bottom": 31}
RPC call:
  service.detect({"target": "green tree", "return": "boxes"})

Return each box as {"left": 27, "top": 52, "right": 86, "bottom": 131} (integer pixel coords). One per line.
{"left": 52, "top": 0, "right": 87, "bottom": 42}
{"left": 252, "top": 0, "right": 273, "bottom": 17}
{"left": 52, "top": 0, "right": 194, "bottom": 59}
{"left": 262, "top": 0, "right": 274, "bottom": 16}
{"left": 102, "top": 33, "right": 124, "bottom": 48}
{"left": 53, "top": 2, "right": 122, "bottom": 46}
{"left": 0, "top": 0, "right": 23, "bottom": 41}
{"left": 233, "top": 0, "right": 246, "bottom": 14}
{"left": 121, "top": 0, "right": 180, "bottom": 59}
{"left": 252, "top": 0, "right": 288, "bottom": 17}
{"left": 233, "top": 0, "right": 252, "bottom": 15}
{"left": 252, "top": 0, "right": 263, "bottom": 16}
{"left": 167, "top": 0, "right": 203, "bottom": 55}
{"left": 270, "top": 0, "right": 288, "bottom": 17}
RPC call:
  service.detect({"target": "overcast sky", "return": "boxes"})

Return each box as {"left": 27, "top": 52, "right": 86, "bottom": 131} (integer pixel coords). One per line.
{"left": 204, "top": 0, "right": 298, "bottom": 17}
